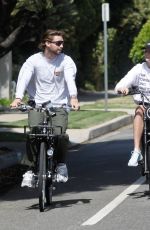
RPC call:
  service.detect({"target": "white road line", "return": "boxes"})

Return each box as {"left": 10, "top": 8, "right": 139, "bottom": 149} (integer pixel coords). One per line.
{"left": 82, "top": 176, "right": 146, "bottom": 226}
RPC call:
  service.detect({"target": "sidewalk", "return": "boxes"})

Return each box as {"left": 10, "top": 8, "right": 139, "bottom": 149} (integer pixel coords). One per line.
{"left": 0, "top": 91, "right": 134, "bottom": 170}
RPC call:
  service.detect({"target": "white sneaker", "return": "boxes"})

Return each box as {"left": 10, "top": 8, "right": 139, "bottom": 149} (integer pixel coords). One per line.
{"left": 128, "top": 150, "right": 143, "bottom": 167}
{"left": 56, "top": 163, "right": 68, "bottom": 183}
{"left": 21, "top": 170, "right": 35, "bottom": 187}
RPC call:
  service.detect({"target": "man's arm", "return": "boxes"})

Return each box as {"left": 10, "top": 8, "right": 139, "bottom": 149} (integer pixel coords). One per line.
{"left": 64, "top": 57, "right": 80, "bottom": 110}
{"left": 115, "top": 64, "right": 140, "bottom": 94}
{"left": 10, "top": 57, "right": 34, "bottom": 107}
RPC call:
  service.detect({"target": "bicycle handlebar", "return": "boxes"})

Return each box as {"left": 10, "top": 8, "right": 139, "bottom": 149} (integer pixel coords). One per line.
{"left": 128, "top": 86, "right": 140, "bottom": 95}
{"left": 117, "top": 86, "right": 140, "bottom": 95}
{"left": 117, "top": 86, "right": 150, "bottom": 107}
{"left": 11, "top": 102, "right": 78, "bottom": 113}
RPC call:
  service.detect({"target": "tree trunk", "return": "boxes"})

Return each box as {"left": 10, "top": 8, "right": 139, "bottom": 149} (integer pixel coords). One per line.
{"left": 0, "top": 51, "right": 12, "bottom": 99}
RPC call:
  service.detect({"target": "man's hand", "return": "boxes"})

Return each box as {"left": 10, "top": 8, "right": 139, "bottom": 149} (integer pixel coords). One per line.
{"left": 117, "top": 87, "right": 129, "bottom": 95}
{"left": 10, "top": 98, "right": 22, "bottom": 108}
{"left": 70, "top": 96, "right": 80, "bottom": 111}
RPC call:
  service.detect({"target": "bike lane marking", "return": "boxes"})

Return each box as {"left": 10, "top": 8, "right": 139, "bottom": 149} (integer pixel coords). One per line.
{"left": 82, "top": 176, "right": 145, "bottom": 226}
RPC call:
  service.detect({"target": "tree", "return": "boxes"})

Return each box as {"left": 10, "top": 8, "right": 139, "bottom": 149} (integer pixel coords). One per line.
{"left": 74, "top": 0, "right": 102, "bottom": 89}
{"left": 0, "top": 0, "right": 78, "bottom": 59}
{"left": 109, "top": 0, "right": 150, "bottom": 84}
{"left": 129, "top": 19, "right": 150, "bottom": 63}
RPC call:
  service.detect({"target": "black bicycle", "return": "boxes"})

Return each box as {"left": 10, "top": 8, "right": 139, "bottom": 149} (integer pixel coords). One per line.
{"left": 18, "top": 101, "right": 63, "bottom": 212}
{"left": 121, "top": 87, "right": 150, "bottom": 190}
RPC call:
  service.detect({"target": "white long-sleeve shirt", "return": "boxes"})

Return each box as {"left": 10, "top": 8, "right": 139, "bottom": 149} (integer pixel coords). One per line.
{"left": 15, "top": 52, "right": 77, "bottom": 105}
{"left": 115, "top": 62, "right": 150, "bottom": 103}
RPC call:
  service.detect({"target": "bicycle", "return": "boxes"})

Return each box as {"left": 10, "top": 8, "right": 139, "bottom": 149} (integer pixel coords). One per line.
{"left": 120, "top": 87, "right": 150, "bottom": 191}
{"left": 17, "top": 101, "right": 67, "bottom": 212}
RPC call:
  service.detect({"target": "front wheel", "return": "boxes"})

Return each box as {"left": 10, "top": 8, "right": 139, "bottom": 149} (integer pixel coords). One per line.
{"left": 38, "top": 142, "right": 46, "bottom": 212}
{"left": 45, "top": 152, "right": 55, "bottom": 205}
{"left": 45, "top": 178, "right": 53, "bottom": 205}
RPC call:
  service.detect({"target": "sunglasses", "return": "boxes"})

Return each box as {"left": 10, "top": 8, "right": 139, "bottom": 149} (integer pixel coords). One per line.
{"left": 49, "top": 40, "right": 64, "bottom": 46}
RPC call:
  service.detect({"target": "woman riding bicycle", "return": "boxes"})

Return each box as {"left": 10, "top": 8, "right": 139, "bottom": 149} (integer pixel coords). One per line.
{"left": 115, "top": 42, "right": 150, "bottom": 167}
{"left": 10, "top": 29, "right": 79, "bottom": 187}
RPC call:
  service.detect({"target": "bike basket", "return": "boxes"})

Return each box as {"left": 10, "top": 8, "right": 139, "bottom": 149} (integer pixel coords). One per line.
{"left": 28, "top": 110, "right": 44, "bottom": 127}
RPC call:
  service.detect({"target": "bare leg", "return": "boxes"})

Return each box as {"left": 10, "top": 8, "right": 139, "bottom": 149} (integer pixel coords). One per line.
{"left": 133, "top": 106, "right": 144, "bottom": 151}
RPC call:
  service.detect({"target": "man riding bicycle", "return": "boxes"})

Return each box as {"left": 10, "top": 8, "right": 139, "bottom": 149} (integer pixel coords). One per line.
{"left": 10, "top": 29, "right": 79, "bottom": 187}
{"left": 115, "top": 42, "right": 150, "bottom": 167}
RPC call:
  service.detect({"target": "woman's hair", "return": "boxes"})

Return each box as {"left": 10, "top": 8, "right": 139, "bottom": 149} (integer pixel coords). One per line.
{"left": 38, "top": 29, "right": 65, "bottom": 50}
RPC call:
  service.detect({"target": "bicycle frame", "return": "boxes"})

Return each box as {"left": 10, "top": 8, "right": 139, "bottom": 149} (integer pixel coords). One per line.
{"left": 23, "top": 104, "right": 63, "bottom": 211}
{"left": 126, "top": 87, "right": 150, "bottom": 190}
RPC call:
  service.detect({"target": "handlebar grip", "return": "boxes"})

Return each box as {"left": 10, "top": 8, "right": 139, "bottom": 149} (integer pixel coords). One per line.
{"left": 128, "top": 87, "right": 140, "bottom": 95}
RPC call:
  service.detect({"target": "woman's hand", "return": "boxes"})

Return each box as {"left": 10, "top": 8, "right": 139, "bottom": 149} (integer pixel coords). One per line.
{"left": 117, "top": 88, "right": 129, "bottom": 95}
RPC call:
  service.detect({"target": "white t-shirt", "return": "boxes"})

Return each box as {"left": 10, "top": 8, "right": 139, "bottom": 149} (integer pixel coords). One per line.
{"left": 115, "top": 62, "right": 150, "bottom": 103}
{"left": 15, "top": 52, "right": 77, "bottom": 105}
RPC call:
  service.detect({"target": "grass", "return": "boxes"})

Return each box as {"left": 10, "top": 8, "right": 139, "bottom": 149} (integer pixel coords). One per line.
{"left": 68, "top": 110, "right": 126, "bottom": 128}
{"left": 81, "top": 95, "right": 136, "bottom": 109}
{"left": 0, "top": 98, "right": 11, "bottom": 106}
{"left": 0, "top": 119, "right": 28, "bottom": 128}
{"left": 0, "top": 95, "right": 134, "bottom": 130}
{"left": 0, "top": 110, "right": 126, "bottom": 130}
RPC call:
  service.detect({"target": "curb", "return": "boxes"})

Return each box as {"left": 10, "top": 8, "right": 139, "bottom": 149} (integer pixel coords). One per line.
{"left": 0, "top": 115, "right": 133, "bottom": 170}
{"left": 88, "top": 115, "right": 133, "bottom": 140}
{"left": 67, "top": 115, "right": 133, "bottom": 147}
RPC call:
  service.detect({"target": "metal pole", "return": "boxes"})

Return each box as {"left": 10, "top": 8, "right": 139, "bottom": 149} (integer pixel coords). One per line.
{"left": 104, "top": 17, "right": 108, "bottom": 112}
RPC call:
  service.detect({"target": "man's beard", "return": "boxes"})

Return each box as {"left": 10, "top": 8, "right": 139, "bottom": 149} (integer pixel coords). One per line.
{"left": 49, "top": 47, "right": 62, "bottom": 55}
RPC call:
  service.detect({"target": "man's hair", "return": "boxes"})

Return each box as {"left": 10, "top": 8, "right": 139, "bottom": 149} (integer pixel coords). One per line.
{"left": 38, "top": 29, "right": 65, "bottom": 50}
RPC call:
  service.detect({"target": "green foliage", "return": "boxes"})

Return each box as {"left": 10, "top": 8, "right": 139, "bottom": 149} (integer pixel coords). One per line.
{"left": 74, "top": 0, "right": 103, "bottom": 89}
{"left": 129, "top": 19, "right": 150, "bottom": 63}
{"left": 75, "top": 0, "right": 101, "bottom": 41}
{"left": 91, "top": 32, "right": 104, "bottom": 90}
{"left": 108, "top": 0, "right": 150, "bottom": 83}
{"left": 11, "top": 0, "right": 79, "bottom": 78}
{"left": 84, "top": 81, "right": 96, "bottom": 91}
{"left": 0, "top": 98, "right": 11, "bottom": 106}
{"left": 2, "top": 0, "right": 150, "bottom": 92}
{"left": 11, "top": 0, "right": 53, "bottom": 15}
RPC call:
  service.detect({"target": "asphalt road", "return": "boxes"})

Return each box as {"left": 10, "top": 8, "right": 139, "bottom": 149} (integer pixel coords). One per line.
{"left": 0, "top": 125, "right": 150, "bottom": 230}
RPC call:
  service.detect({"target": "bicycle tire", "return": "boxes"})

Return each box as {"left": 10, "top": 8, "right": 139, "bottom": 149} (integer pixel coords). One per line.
{"left": 45, "top": 150, "right": 55, "bottom": 205}
{"left": 38, "top": 142, "right": 46, "bottom": 212}
{"left": 147, "top": 144, "right": 150, "bottom": 191}
{"left": 45, "top": 178, "right": 53, "bottom": 205}
{"left": 140, "top": 137, "right": 145, "bottom": 177}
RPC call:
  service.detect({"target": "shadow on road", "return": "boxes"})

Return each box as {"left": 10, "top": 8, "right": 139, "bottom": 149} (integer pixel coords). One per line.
{"left": 129, "top": 190, "right": 150, "bottom": 199}
{"left": 0, "top": 138, "right": 148, "bottom": 203}
{"left": 25, "top": 198, "right": 92, "bottom": 211}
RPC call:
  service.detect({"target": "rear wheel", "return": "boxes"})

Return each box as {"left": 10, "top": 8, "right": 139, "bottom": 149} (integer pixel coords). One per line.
{"left": 147, "top": 144, "right": 150, "bottom": 191}
{"left": 140, "top": 136, "right": 145, "bottom": 176}
{"left": 38, "top": 142, "right": 46, "bottom": 212}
